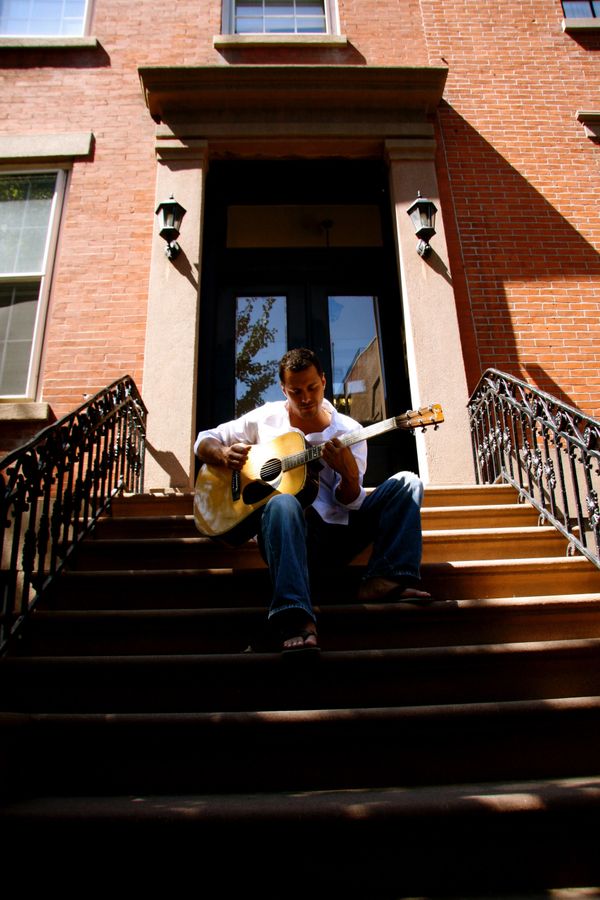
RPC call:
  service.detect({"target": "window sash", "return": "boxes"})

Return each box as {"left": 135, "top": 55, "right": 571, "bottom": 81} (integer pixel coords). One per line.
{"left": 562, "top": 1, "right": 599, "bottom": 17}
{"left": 0, "top": 0, "right": 92, "bottom": 37}
{"left": 223, "top": 0, "right": 337, "bottom": 35}
{"left": 0, "top": 169, "right": 66, "bottom": 399}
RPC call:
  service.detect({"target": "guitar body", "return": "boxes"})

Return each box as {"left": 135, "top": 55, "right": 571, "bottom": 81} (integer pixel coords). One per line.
{"left": 194, "top": 431, "right": 319, "bottom": 546}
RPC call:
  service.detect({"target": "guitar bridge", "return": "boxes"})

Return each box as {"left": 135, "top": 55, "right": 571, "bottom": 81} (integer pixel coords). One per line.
{"left": 231, "top": 470, "right": 241, "bottom": 501}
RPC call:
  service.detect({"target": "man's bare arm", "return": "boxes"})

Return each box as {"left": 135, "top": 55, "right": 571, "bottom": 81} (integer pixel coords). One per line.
{"left": 196, "top": 437, "right": 251, "bottom": 471}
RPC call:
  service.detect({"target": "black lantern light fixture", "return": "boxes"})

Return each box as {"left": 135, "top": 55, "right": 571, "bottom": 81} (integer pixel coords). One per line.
{"left": 155, "top": 194, "right": 187, "bottom": 260}
{"left": 407, "top": 191, "right": 438, "bottom": 257}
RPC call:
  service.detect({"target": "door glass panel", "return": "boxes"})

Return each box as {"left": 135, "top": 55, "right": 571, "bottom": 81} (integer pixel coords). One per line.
{"left": 328, "top": 295, "right": 385, "bottom": 425}
{"left": 235, "top": 295, "right": 287, "bottom": 416}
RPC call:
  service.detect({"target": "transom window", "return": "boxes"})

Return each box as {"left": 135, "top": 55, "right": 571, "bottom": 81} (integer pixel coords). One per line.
{"left": 562, "top": 1, "right": 599, "bottom": 16}
{"left": 233, "top": 0, "right": 327, "bottom": 34}
{"left": 0, "top": 0, "right": 90, "bottom": 36}
{"left": 0, "top": 171, "right": 65, "bottom": 397}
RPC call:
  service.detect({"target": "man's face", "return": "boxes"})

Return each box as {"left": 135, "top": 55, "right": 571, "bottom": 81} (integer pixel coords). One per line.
{"left": 281, "top": 365, "right": 326, "bottom": 421}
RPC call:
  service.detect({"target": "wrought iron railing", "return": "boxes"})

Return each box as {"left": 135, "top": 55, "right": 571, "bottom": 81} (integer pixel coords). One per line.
{"left": 469, "top": 369, "right": 600, "bottom": 569}
{"left": 0, "top": 375, "right": 147, "bottom": 654}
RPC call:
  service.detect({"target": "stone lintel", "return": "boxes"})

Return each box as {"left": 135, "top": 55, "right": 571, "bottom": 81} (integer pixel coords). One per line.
{"left": 0, "top": 132, "right": 94, "bottom": 163}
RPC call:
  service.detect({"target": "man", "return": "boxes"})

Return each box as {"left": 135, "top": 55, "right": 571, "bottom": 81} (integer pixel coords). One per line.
{"left": 194, "top": 348, "right": 429, "bottom": 654}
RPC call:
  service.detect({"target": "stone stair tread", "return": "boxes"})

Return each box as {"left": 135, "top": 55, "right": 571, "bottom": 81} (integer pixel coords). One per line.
{"left": 85, "top": 524, "right": 562, "bottom": 544}
{"left": 3, "top": 774, "right": 599, "bottom": 821}
{"left": 31, "top": 592, "right": 600, "bottom": 615}
{"left": 2, "top": 695, "right": 599, "bottom": 801}
{"left": 3, "top": 636, "right": 600, "bottom": 713}
{"left": 4, "top": 777, "right": 600, "bottom": 892}
{"left": 6, "top": 633, "right": 600, "bottom": 660}
{"left": 108, "top": 484, "right": 519, "bottom": 517}
{"left": 45, "top": 556, "right": 600, "bottom": 609}
{"left": 95, "top": 503, "right": 537, "bottom": 534}
{"left": 4, "top": 693, "right": 600, "bottom": 726}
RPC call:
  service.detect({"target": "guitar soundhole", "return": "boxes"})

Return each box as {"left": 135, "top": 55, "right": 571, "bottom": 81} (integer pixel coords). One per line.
{"left": 242, "top": 481, "right": 275, "bottom": 505}
{"left": 260, "top": 458, "right": 283, "bottom": 483}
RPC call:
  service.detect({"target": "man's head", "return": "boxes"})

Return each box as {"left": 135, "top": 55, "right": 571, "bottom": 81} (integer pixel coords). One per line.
{"left": 279, "top": 348, "right": 327, "bottom": 426}
{"left": 278, "top": 348, "right": 323, "bottom": 383}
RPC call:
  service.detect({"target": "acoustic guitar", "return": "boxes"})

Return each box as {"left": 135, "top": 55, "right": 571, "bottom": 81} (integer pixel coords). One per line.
{"left": 194, "top": 404, "right": 444, "bottom": 546}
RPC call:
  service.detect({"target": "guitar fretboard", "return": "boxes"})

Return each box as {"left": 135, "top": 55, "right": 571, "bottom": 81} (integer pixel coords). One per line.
{"left": 281, "top": 415, "right": 403, "bottom": 473}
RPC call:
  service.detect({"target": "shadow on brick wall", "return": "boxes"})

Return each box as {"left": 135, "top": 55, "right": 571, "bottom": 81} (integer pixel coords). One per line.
{"left": 437, "top": 102, "right": 600, "bottom": 414}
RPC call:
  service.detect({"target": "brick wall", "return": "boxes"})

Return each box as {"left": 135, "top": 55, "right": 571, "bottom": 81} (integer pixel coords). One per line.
{"left": 422, "top": 0, "right": 600, "bottom": 415}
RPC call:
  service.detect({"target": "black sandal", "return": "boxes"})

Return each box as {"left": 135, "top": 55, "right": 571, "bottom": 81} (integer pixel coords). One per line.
{"left": 275, "top": 610, "right": 320, "bottom": 657}
{"left": 280, "top": 628, "right": 320, "bottom": 657}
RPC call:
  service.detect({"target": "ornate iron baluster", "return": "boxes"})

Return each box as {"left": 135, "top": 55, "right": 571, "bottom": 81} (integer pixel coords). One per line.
{"left": 468, "top": 369, "right": 600, "bottom": 570}
{"left": 0, "top": 376, "right": 147, "bottom": 654}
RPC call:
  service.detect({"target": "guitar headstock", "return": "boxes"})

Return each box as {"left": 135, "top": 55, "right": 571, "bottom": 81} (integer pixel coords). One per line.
{"left": 397, "top": 404, "right": 444, "bottom": 432}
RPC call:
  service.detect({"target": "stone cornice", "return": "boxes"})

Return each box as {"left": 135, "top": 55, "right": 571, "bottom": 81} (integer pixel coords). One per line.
{"left": 138, "top": 64, "right": 448, "bottom": 125}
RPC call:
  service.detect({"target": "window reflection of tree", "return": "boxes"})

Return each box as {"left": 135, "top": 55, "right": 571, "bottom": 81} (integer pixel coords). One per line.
{"left": 235, "top": 296, "right": 279, "bottom": 416}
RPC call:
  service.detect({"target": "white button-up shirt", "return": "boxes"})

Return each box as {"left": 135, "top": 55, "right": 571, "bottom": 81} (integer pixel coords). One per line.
{"left": 194, "top": 398, "right": 367, "bottom": 525}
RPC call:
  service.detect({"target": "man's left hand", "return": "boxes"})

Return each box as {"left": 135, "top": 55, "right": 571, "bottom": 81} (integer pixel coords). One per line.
{"left": 322, "top": 438, "right": 361, "bottom": 504}
{"left": 322, "top": 438, "right": 358, "bottom": 479}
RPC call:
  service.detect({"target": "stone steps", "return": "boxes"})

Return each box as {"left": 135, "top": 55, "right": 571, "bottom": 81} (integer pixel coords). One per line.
{"left": 3, "top": 482, "right": 600, "bottom": 892}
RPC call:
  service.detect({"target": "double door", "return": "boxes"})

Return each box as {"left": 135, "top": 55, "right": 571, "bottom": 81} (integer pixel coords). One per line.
{"left": 197, "top": 160, "right": 418, "bottom": 483}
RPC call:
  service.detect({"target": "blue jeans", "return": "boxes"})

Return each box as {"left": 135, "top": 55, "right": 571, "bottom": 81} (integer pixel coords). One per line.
{"left": 258, "top": 471, "right": 424, "bottom": 626}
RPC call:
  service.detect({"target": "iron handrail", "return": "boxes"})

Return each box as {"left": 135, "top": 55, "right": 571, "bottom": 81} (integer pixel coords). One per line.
{"left": 0, "top": 375, "right": 147, "bottom": 654}
{"left": 468, "top": 369, "right": 600, "bottom": 569}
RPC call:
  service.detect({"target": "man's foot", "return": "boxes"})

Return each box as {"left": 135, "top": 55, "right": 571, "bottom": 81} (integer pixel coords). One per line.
{"left": 282, "top": 627, "right": 319, "bottom": 651}
{"left": 357, "top": 576, "right": 432, "bottom": 603}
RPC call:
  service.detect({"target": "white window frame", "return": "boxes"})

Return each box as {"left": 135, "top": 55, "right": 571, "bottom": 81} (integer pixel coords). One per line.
{"left": 0, "top": 0, "right": 94, "bottom": 37}
{"left": 0, "top": 167, "right": 68, "bottom": 400}
{"left": 221, "top": 0, "right": 340, "bottom": 36}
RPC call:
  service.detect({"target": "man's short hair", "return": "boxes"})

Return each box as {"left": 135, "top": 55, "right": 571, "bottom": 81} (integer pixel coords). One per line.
{"left": 279, "top": 348, "right": 323, "bottom": 383}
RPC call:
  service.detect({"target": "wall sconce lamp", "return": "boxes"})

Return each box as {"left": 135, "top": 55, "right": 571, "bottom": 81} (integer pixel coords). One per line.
{"left": 155, "top": 194, "right": 187, "bottom": 260}
{"left": 407, "top": 192, "right": 438, "bottom": 257}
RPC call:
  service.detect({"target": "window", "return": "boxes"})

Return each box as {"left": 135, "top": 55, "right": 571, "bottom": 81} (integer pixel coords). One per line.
{"left": 0, "top": 171, "right": 65, "bottom": 397}
{"left": 226, "top": 0, "right": 333, "bottom": 35}
{"left": 562, "top": 1, "right": 599, "bottom": 16}
{"left": 0, "top": 0, "right": 90, "bottom": 36}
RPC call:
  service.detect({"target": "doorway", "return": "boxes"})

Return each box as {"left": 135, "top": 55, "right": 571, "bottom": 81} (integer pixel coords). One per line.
{"left": 198, "top": 159, "right": 417, "bottom": 483}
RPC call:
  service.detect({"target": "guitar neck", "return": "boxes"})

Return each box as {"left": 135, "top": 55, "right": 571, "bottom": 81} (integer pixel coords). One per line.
{"left": 281, "top": 415, "right": 402, "bottom": 473}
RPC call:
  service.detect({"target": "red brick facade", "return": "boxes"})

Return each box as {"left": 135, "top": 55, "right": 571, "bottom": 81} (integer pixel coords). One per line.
{"left": 0, "top": 0, "right": 598, "bottom": 423}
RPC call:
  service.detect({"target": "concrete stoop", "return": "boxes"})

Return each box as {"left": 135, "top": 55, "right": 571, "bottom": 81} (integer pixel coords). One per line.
{"left": 1, "top": 483, "right": 600, "bottom": 894}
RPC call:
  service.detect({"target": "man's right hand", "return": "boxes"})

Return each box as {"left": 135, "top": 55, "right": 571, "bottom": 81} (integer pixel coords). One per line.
{"left": 196, "top": 437, "right": 251, "bottom": 470}
{"left": 222, "top": 443, "right": 252, "bottom": 470}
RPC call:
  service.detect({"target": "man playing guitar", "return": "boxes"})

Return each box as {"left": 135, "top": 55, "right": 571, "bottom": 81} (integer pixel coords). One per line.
{"left": 194, "top": 348, "right": 430, "bottom": 655}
